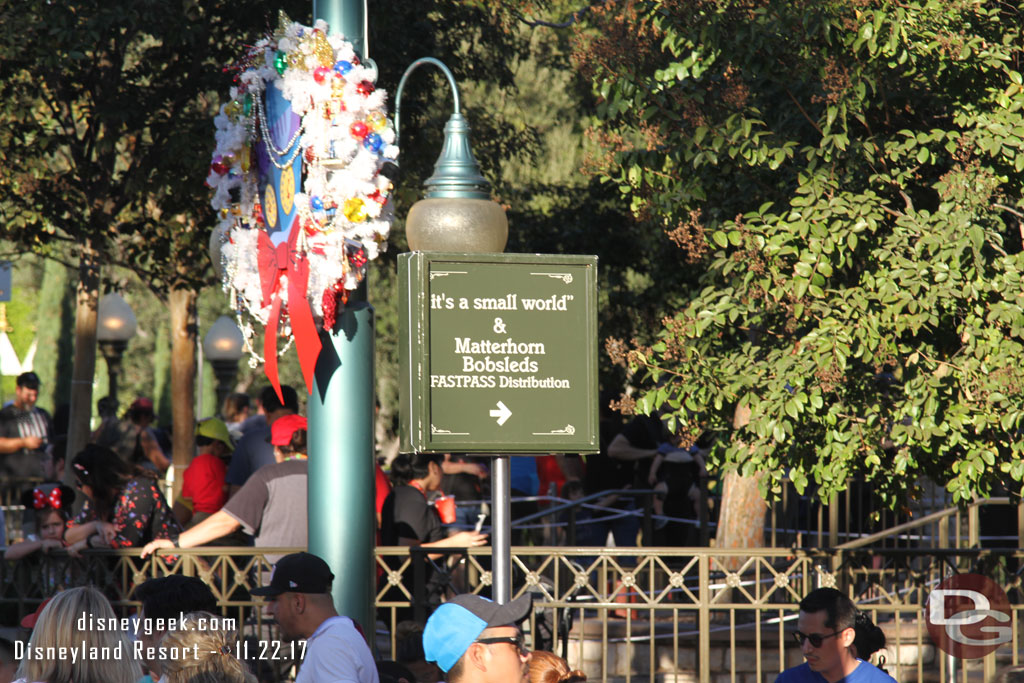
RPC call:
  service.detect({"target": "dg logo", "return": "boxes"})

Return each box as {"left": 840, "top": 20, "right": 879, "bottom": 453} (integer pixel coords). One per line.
{"left": 926, "top": 573, "right": 1012, "bottom": 659}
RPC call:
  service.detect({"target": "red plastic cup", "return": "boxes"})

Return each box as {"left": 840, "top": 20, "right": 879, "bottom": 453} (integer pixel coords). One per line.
{"left": 435, "top": 495, "right": 456, "bottom": 524}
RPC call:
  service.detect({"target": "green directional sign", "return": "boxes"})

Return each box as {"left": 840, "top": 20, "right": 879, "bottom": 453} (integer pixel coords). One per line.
{"left": 399, "top": 252, "right": 599, "bottom": 454}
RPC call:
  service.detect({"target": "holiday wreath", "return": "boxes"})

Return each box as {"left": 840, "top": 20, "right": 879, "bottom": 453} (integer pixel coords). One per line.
{"left": 208, "top": 12, "right": 396, "bottom": 396}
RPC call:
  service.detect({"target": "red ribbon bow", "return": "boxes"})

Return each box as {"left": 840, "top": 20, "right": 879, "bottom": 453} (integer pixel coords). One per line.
{"left": 256, "top": 220, "right": 322, "bottom": 400}
{"left": 32, "top": 487, "right": 62, "bottom": 510}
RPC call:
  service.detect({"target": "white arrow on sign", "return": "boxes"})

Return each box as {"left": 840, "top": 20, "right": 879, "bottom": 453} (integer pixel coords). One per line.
{"left": 489, "top": 401, "right": 512, "bottom": 426}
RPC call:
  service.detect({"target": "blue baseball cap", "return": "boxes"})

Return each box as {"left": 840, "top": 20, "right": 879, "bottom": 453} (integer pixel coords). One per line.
{"left": 423, "top": 594, "right": 532, "bottom": 672}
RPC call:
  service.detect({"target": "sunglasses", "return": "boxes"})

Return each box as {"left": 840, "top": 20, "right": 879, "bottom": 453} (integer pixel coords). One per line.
{"left": 793, "top": 630, "right": 841, "bottom": 648}
{"left": 475, "top": 634, "right": 527, "bottom": 655}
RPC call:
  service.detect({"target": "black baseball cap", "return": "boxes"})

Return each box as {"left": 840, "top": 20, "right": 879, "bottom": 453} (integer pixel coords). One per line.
{"left": 17, "top": 372, "right": 40, "bottom": 389}
{"left": 250, "top": 552, "right": 334, "bottom": 596}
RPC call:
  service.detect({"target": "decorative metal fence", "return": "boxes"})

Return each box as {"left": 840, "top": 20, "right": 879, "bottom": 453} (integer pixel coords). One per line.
{"left": 1, "top": 542, "right": 1022, "bottom": 683}
{"left": 1, "top": 495, "right": 1022, "bottom": 683}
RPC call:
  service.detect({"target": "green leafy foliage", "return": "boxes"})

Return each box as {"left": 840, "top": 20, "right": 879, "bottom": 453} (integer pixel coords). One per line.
{"left": 0, "top": 0, "right": 316, "bottom": 295}
{"left": 572, "top": 0, "right": 1024, "bottom": 506}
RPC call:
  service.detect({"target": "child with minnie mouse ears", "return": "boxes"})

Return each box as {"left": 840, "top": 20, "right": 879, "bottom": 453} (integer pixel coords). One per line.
{"left": 4, "top": 484, "right": 76, "bottom": 560}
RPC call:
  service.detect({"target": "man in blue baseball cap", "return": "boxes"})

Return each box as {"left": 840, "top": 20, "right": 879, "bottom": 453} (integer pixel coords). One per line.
{"left": 423, "top": 593, "right": 533, "bottom": 683}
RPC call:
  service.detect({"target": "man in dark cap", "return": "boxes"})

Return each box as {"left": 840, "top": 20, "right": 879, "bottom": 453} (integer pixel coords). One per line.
{"left": 252, "top": 552, "right": 379, "bottom": 683}
{"left": 423, "top": 593, "right": 533, "bottom": 683}
{"left": 0, "top": 372, "right": 53, "bottom": 479}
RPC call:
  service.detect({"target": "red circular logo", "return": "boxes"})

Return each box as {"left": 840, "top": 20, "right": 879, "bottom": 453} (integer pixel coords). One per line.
{"left": 926, "top": 573, "right": 1011, "bottom": 659}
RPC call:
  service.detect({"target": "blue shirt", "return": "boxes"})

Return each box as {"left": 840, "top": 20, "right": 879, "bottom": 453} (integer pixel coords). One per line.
{"left": 225, "top": 421, "right": 274, "bottom": 487}
{"left": 510, "top": 456, "right": 539, "bottom": 495}
{"left": 776, "top": 661, "right": 895, "bottom": 683}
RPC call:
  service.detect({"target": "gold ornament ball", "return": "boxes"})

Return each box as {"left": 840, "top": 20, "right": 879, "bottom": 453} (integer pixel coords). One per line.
{"left": 343, "top": 198, "right": 367, "bottom": 222}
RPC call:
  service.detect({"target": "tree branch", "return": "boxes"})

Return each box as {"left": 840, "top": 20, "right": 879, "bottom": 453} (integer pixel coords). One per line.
{"left": 994, "top": 202, "right": 1024, "bottom": 218}
{"left": 784, "top": 88, "right": 823, "bottom": 136}
{"left": 517, "top": 0, "right": 610, "bottom": 28}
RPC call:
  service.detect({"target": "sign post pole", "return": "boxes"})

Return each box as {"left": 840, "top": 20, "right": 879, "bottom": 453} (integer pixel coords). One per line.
{"left": 492, "top": 457, "right": 511, "bottom": 603}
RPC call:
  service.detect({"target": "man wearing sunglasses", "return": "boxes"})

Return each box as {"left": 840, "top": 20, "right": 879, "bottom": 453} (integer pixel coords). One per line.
{"left": 423, "top": 593, "right": 533, "bottom": 683}
{"left": 777, "top": 587, "right": 894, "bottom": 683}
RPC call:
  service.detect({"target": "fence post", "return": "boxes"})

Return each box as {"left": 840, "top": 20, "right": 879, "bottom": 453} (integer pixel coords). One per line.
{"left": 699, "top": 473, "right": 710, "bottom": 547}
{"left": 699, "top": 553, "right": 710, "bottom": 682}
{"left": 1018, "top": 500, "right": 1024, "bottom": 551}
{"left": 969, "top": 503, "right": 979, "bottom": 548}
{"left": 412, "top": 547, "right": 427, "bottom": 624}
{"left": 828, "top": 494, "right": 839, "bottom": 548}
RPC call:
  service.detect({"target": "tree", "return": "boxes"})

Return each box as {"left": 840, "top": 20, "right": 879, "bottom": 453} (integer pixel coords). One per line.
{"left": 558, "top": 0, "right": 1024, "bottom": 510}
{"left": 0, "top": 0, "right": 307, "bottom": 486}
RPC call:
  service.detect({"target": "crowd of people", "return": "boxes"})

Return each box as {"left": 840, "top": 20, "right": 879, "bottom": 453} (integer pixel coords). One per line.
{"left": 0, "top": 547, "right": 592, "bottom": 683}
{"left": 1, "top": 368, "right": 714, "bottom": 558}
{"left": 0, "top": 373, "right": 955, "bottom": 683}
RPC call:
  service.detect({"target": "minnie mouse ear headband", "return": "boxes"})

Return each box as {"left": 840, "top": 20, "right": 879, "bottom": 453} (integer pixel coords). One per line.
{"left": 21, "top": 483, "right": 75, "bottom": 511}
{"left": 21, "top": 598, "right": 52, "bottom": 630}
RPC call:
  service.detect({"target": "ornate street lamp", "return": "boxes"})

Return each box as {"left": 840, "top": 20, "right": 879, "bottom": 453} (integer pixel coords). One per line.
{"left": 96, "top": 292, "right": 137, "bottom": 406}
{"left": 203, "top": 315, "right": 245, "bottom": 415}
{"left": 393, "top": 57, "right": 514, "bottom": 603}
{"left": 395, "top": 58, "right": 509, "bottom": 253}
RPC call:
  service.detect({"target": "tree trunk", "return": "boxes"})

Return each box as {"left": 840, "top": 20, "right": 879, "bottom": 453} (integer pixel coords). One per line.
{"left": 715, "top": 471, "right": 767, "bottom": 570}
{"left": 714, "top": 403, "right": 767, "bottom": 572}
{"left": 168, "top": 287, "right": 197, "bottom": 501}
{"left": 64, "top": 244, "right": 100, "bottom": 486}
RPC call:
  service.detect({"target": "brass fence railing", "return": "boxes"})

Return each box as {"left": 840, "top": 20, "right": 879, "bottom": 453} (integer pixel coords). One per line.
{"left": 3, "top": 541, "right": 1023, "bottom": 683}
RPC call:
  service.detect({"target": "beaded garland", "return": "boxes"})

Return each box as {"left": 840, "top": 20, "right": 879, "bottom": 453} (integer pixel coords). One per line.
{"left": 208, "top": 13, "right": 397, "bottom": 366}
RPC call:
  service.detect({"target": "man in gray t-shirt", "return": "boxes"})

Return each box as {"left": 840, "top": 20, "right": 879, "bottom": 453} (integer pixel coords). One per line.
{"left": 222, "top": 459, "right": 307, "bottom": 561}
{"left": 140, "top": 458, "right": 306, "bottom": 563}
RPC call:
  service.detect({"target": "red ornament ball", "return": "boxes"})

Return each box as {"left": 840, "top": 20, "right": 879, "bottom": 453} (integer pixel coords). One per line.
{"left": 313, "top": 66, "right": 330, "bottom": 84}
{"left": 350, "top": 121, "right": 369, "bottom": 139}
{"left": 357, "top": 80, "right": 375, "bottom": 96}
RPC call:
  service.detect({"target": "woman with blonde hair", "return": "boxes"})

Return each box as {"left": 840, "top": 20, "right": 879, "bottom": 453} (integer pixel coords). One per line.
{"left": 159, "top": 612, "right": 255, "bottom": 683}
{"left": 14, "top": 586, "right": 141, "bottom": 683}
{"left": 528, "top": 651, "right": 587, "bottom": 683}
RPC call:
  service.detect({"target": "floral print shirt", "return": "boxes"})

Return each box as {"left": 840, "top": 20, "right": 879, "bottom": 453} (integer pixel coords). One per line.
{"left": 71, "top": 476, "right": 182, "bottom": 548}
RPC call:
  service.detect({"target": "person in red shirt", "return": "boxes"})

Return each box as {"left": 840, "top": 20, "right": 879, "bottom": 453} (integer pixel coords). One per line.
{"left": 174, "top": 418, "right": 234, "bottom": 529}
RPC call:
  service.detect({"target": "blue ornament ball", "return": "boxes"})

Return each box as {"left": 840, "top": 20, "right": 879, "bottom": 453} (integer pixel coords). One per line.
{"left": 334, "top": 60, "right": 353, "bottom": 76}
{"left": 310, "top": 196, "right": 324, "bottom": 211}
{"left": 363, "top": 133, "right": 383, "bottom": 152}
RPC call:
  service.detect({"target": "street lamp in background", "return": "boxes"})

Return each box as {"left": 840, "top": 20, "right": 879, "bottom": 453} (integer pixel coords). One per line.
{"left": 96, "top": 292, "right": 137, "bottom": 406}
{"left": 203, "top": 315, "right": 245, "bottom": 416}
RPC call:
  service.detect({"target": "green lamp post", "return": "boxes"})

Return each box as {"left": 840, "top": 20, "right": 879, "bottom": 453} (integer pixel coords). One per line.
{"left": 308, "top": 0, "right": 376, "bottom": 638}
{"left": 394, "top": 58, "right": 513, "bottom": 604}
{"left": 309, "top": 2, "right": 514, "bottom": 633}
{"left": 395, "top": 57, "right": 508, "bottom": 254}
